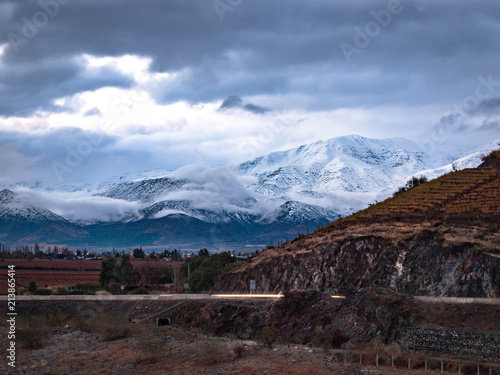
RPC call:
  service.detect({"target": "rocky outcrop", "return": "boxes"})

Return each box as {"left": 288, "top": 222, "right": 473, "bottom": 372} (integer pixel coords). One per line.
{"left": 216, "top": 222, "right": 500, "bottom": 297}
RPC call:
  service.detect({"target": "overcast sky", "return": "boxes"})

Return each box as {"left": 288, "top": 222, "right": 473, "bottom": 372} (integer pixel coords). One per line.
{"left": 1, "top": 0, "right": 500, "bottom": 186}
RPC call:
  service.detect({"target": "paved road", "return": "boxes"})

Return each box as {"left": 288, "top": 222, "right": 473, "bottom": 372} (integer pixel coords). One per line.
{"left": 1, "top": 294, "right": 499, "bottom": 304}
{"left": 0, "top": 293, "right": 285, "bottom": 301}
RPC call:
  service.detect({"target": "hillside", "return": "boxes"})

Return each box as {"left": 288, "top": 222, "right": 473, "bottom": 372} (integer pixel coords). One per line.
{"left": 334, "top": 157, "right": 500, "bottom": 226}
{"left": 216, "top": 151, "right": 500, "bottom": 297}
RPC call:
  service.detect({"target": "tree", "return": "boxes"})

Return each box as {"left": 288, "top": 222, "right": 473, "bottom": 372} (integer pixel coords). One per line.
{"left": 99, "top": 256, "right": 141, "bottom": 290}
{"left": 99, "top": 258, "right": 117, "bottom": 287}
{"left": 394, "top": 175, "right": 428, "bottom": 196}
{"left": 198, "top": 248, "right": 209, "bottom": 257}
{"left": 183, "top": 251, "right": 237, "bottom": 291}
{"left": 115, "top": 255, "right": 141, "bottom": 286}
{"left": 28, "top": 280, "right": 37, "bottom": 293}
{"left": 133, "top": 247, "right": 145, "bottom": 258}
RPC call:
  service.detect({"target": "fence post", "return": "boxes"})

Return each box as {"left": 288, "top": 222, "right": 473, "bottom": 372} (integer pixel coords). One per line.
{"left": 408, "top": 356, "right": 411, "bottom": 370}
{"left": 376, "top": 354, "right": 378, "bottom": 367}
{"left": 459, "top": 362, "right": 461, "bottom": 375}
{"left": 360, "top": 353, "right": 362, "bottom": 365}
{"left": 441, "top": 360, "right": 443, "bottom": 375}
{"left": 425, "top": 358, "right": 427, "bottom": 372}
{"left": 477, "top": 364, "right": 480, "bottom": 375}
{"left": 344, "top": 352, "right": 346, "bottom": 365}
{"left": 392, "top": 354, "right": 394, "bottom": 368}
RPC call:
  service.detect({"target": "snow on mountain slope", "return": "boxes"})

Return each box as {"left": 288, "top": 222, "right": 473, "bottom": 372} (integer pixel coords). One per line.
{"left": 0, "top": 189, "right": 68, "bottom": 223}
{"left": 237, "top": 135, "right": 461, "bottom": 200}
{"left": 260, "top": 201, "right": 341, "bottom": 225}
{"left": 141, "top": 199, "right": 260, "bottom": 224}
{"left": 379, "top": 138, "right": 500, "bottom": 195}
{"left": 100, "top": 177, "right": 189, "bottom": 203}
{"left": 3, "top": 136, "right": 496, "bottom": 229}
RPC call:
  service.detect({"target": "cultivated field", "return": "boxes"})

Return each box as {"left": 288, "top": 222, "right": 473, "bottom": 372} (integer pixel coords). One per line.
{"left": 0, "top": 259, "right": 183, "bottom": 294}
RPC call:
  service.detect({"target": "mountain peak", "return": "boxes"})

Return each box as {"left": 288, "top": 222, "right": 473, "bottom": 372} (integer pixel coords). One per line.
{"left": 0, "top": 189, "right": 15, "bottom": 204}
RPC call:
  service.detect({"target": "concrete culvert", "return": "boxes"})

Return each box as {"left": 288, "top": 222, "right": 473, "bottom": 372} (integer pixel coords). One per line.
{"left": 157, "top": 318, "right": 170, "bottom": 326}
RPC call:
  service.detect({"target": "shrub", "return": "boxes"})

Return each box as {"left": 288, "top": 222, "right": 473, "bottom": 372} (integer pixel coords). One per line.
{"left": 75, "top": 283, "right": 100, "bottom": 292}
{"left": 130, "top": 286, "right": 149, "bottom": 294}
{"left": 67, "top": 290, "right": 87, "bottom": 295}
{"left": 487, "top": 224, "right": 498, "bottom": 233}
{"left": 197, "top": 340, "right": 228, "bottom": 365}
{"left": 33, "top": 288, "right": 52, "bottom": 295}
{"left": 17, "top": 316, "right": 47, "bottom": 349}
{"left": 27, "top": 280, "right": 37, "bottom": 293}
{"left": 136, "top": 334, "right": 164, "bottom": 363}
{"left": 183, "top": 311, "right": 194, "bottom": 325}
{"left": 102, "top": 325, "right": 132, "bottom": 342}
{"left": 260, "top": 325, "right": 276, "bottom": 348}
{"left": 233, "top": 344, "right": 246, "bottom": 359}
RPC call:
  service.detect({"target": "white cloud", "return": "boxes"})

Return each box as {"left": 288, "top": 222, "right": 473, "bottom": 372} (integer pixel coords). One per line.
{"left": 12, "top": 187, "right": 141, "bottom": 223}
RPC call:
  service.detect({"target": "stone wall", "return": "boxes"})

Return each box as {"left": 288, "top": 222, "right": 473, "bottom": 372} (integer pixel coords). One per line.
{"left": 397, "top": 327, "right": 500, "bottom": 361}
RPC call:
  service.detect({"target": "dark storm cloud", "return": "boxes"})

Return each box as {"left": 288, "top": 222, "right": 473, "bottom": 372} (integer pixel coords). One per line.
{"left": 0, "top": 56, "right": 133, "bottom": 116}
{"left": 219, "top": 95, "right": 269, "bottom": 114}
{"left": 479, "top": 120, "right": 500, "bottom": 132}
{"left": 0, "top": 128, "right": 129, "bottom": 185}
{"left": 1, "top": 0, "right": 500, "bottom": 115}
{"left": 470, "top": 97, "right": 500, "bottom": 116}
{"left": 0, "top": 127, "right": 207, "bottom": 186}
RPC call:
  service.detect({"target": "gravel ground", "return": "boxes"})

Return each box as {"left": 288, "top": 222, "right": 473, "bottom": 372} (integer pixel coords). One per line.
{"left": 0, "top": 325, "right": 437, "bottom": 375}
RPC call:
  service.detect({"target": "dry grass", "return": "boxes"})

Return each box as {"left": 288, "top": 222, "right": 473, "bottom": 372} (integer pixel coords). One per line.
{"left": 196, "top": 339, "right": 231, "bottom": 365}
{"left": 17, "top": 315, "right": 49, "bottom": 349}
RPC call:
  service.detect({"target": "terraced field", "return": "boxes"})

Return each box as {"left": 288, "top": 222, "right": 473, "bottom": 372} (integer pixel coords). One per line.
{"left": 334, "top": 164, "right": 500, "bottom": 226}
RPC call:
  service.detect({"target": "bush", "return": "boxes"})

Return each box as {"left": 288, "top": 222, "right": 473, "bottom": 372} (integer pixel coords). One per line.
{"left": 487, "top": 224, "right": 498, "bottom": 233}
{"left": 75, "top": 283, "right": 100, "bottom": 292}
{"left": 17, "top": 316, "right": 47, "bottom": 349}
{"left": 67, "top": 290, "right": 87, "bottom": 295}
{"left": 183, "top": 311, "right": 194, "bottom": 325}
{"left": 233, "top": 344, "right": 246, "bottom": 359}
{"left": 130, "top": 286, "right": 149, "bottom": 294}
{"left": 102, "top": 325, "right": 132, "bottom": 342}
{"left": 136, "top": 334, "right": 164, "bottom": 363}
{"left": 33, "top": 288, "right": 52, "bottom": 295}
{"left": 197, "top": 340, "right": 228, "bottom": 365}
{"left": 260, "top": 325, "right": 276, "bottom": 348}
{"left": 394, "top": 176, "right": 428, "bottom": 196}
{"left": 27, "top": 280, "right": 37, "bottom": 293}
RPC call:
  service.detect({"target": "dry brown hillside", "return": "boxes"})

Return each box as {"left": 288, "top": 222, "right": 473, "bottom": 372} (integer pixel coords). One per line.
{"left": 330, "top": 151, "right": 500, "bottom": 228}
{"left": 216, "top": 150, "right": 500, "bottom": 297}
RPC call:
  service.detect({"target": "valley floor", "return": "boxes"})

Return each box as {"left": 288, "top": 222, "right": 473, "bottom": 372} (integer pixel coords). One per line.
{"left": 3, "top": 325, "right": 493, "bottom": 375}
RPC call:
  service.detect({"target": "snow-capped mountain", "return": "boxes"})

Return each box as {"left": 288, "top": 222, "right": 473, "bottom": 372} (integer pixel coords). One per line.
{"left": 0, "top": 189, "right": 86, "bottom": 244}
{"left": 0, "top": 189, "right": 67, "bottom": 223}
{"left": 237, "top": 135, "right": 462, "bottom": 199}
{"left": 1, "top": 135, "right": 498, "bottom": 247}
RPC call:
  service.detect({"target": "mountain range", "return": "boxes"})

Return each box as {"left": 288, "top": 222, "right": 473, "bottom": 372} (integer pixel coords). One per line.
{"left": 0, "top": 135, "right": 498, "bottom": 249}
